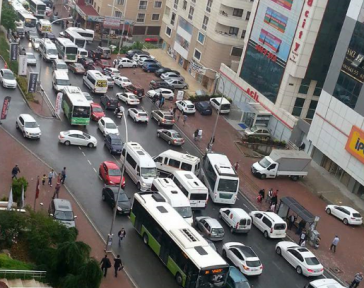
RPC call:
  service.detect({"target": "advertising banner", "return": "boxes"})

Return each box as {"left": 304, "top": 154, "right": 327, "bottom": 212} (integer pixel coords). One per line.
{"left": 27, "top": 72, "right": 38, "bottom": 93}
{"left": 271, "top": 0, "right": 293, "bottom": 10}
{"left": 18, "top": 55, "right": 27, "bottom": 76}
{"left": 264, "top": 7, "right": 288, "bottom": 33}
{"left": 55, "top": 92, "right": 63, "bottom": 117}
{"left": 10, "top": 43, "right": 18, "bottom": 61}
{"left": 1, "top": 96, "right": 11, "bottom": 120}
{"left": 104, "top": 16, "right": 121, "bottom": 28}
{"left": 345, "top": 126, "right": 364, "bottom": 164}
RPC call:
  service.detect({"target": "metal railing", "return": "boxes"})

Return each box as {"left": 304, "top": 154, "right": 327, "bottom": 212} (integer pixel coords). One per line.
{"left": 0, "top": 269, "right": 46, "bottom": 280}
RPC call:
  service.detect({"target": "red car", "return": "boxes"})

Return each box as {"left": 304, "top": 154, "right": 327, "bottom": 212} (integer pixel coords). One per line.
{"left": 90, "top": 103, "right": 105, "bottom": 121}
{"left": 99, "top": 161, "right": 125, "bottom": 187}
{"left": 96, "top": 59, "right": 112, "bottom": 69}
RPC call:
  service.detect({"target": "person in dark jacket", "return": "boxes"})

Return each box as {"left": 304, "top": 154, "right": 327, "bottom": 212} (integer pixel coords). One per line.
{"left": 114, "top": 255, "right": 123, "bottom": 277}
{"left": 349, "top": 272, "right": 363, "bottom": 288}
{"left": 11, "top": 165, "right": 20, "bottom": 179}
{"left": 100, "top": 255, "right": 111, "bottom": 277}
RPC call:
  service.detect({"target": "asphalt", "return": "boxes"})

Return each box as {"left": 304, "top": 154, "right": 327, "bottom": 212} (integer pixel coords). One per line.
{"left": 0, "top": 29, "right": 333, "bottom": 288}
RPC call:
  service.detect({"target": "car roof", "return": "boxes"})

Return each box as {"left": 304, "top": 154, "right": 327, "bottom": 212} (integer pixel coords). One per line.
{"left": 308, "top": 279, "right": 345, "bottom": 288}
{"left": 1, "top": 69, "right": 13, "bottom": 74}
{"left": 182, "top": 100, "right": 193, "bottom": 104}
{"left": 202, "top": 217, "right": 222, "bottom": 227}
{"left": 125, "top": 92, "right": 136, "bottom": 96}
{"left": 107, "top": 134, "right": 121, "bottom": 139}
{"left": 340, "top": 206, "right": 360, "bottom": 213}
{"left": 90, "top": 102, "right": 102, "bottom": 108}
{"left": 254, "top": 211, "right": 286, "bottom": 223}
{"left": 102, "top": 117, "right": 114, "bottom": 123}
{"left": 227, "top": 208, "right": 250, "bottom": 217}
{"left": 103, "top": 161, "right": 119, "bottom": 168}
{"left": 20, "top": 114, "right": 36, "bottom": 121}
{"left": 26, "top": 52, "right": 34, "bottom": 55}
{"left": 53, "top": 199, "right": 72, "bottom": 211}
{"left": 233, "top": 245, "right": 257, "bottom": 258}
{"left": 211, "top": 97, "right": 230, "bottom": 104}
{"left": 65, "top": 130, "right": 83, "bottom": 135}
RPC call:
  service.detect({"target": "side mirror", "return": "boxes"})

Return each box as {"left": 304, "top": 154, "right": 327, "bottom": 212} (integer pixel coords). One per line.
{"left": 74, "top": 215, "right": 77, "bottom": 219}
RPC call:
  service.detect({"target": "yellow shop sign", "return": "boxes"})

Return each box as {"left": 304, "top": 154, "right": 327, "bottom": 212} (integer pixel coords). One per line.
{"left": 346, "top": 126, "right": 364, "bottom": 164}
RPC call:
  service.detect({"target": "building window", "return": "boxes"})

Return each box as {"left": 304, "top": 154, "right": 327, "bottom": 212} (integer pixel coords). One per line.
{"left": 313, "top": 82, "right": 323, "bottom": 96}
{"left": 182, "top": 0, "right": 187, "bottom": 10}
{"left": 97, "top": 6, "right": 100, "bottom": 12}
{"left": 152, "top": 14, "right": 160, "bottom": 21}
{"left": 191, "top": 0, "right": 196, "bottom": 3}
{"left": 292, "top": 98, "right": 305, "bottom": 117}
{"left": 188, "top": 6, "right": 194, "bottom": 20}
{"left": 174, "top": 0, "right": 178, "bottom": 9}
{"left": 194, "top": 49, "right": 201, "bottom": 61}
{"left": 165, "top": 6, "right": 170, "bottom": 16}
{"left": 246, "top": 11, "right": 251, "bottom": 20}
{"left": 333, "top": 72, "right": 362, "bottom": 108}
{"left": 233, "top": 8, "right": 243, "bottom": 17}
{"left": 171, "top": 12, "right": 176, "bottom": 25}
{"left": 115, "top": 11, "right": 122, "bottom": 17}
{"left": 202, "top": 16, "right": 209, "bottom": 31}
{"left": 137, "top": 13, "right": 145, "bottom": 22}
{"left": 165, "top": 26, "right": 172, "bottom": 37}
{"left": 299, "top": 79, "right": 310, "bottom": 94}
{"left": 197, "top": 32, "right": 205, "bottom": 44}
{"left": 229, "top": 27, "right": 239, "bottom": 36}
{"left": 231, "top": 47, "right": 243, "bottom": 57}
{"left": 306, "top": 100, "right": 318, "bottom": 119}
{"left": 241, "top": 30, "right": 246, "bottom": 39}
{"left": 116, "top": 0, "right": 124, "bottom": 5}
{"left": 154, "top": 1, "right": 162, "bottom": 8}
{"left": 206, "top": 0, "right": 212, "bottom": 13}
{"left": 139, "top": 0, "right": 147, "bottom": 10}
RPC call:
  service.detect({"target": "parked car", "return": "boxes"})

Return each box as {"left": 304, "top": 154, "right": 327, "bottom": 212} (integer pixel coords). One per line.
{"left": 125, "top": 49, "right": 149, "bottom": 59}
{"left": 25, "top": 30, "right": 38, "bottom": 41}
{"left": 139, "top": 58, "right": 158, "bottom": 67}
{"left": 82, "top": 91, "right": 93, "bottom": 103}
{"left": 103, "top": 67, "right": 120, "bottom": 78}
{"left": 325, "top": 205, "right": 362, "bottom": 225}
{"left": 194, "top": 216, "right": 225, "bottom": 241}
{"left": 157, "top": 129, "right": 185, "bottom": 146}
{"left": 100, "top": 94, "right": 119, "bottom": 110}
{"left": 149, "top": 79, "right": 175, "bottom": 91}
{"left": 96, "top": 59, "right": 112, "bottom": 69}
{"left": 58, "top": 130, "right": 97, "bottom": 147}
{"left": 155, "top": 67, "right": 180, "bottom": 77}
{"left": 26, "top": 52, "right": 37, "bottom": 65}
{"left": 0, "top": 69, "right": 17, "bottom": 89}
{"left": 161, "top": 72, "right": 184, "bottom": 81}
{"left": 165, "top": 78, "right": 188, "bottom": 90}
{"left": 128, "top": 108, "right": 149, "bottom": 123}
{"left": 125, "top": 84, "right": 144, "bottom": 99}
{"left": 195, "top": 101, "right": 212, "bottom": 115}
{"left": 69, "top": 63, "right": 85, "bottom": 74}
{"left": 79, "top": 57, "right": 94, "bottom": 68}
{"left": 243, "top": 126, "right": 271, "bottom": 140}
{"left": 90, "top": 103, "right": 105, "bottom": 121}
{"left": 106, "top": 76, "right": 114, "bottom": 88}
{"left": 151, "top": 110, "right": 175, "bottom": 127}
{"left": 99, "top": 161, "right": 125, "bottom": 187}
{"left": 210, "top": 97, "right": 231, "bottom": 114}
{"left": 133, "top": 53, "right": 150, "bottom": 62}
{"left": 16, "top": 114, "right": 41, "bottom": 139}
{"left": 226, "top": 267, "right": 251, "bottom": 288}
{"left": 117, "top": 92, "right": 140, "bottom": 106}
{"left": 48, "top": 199, "right": 76, "bottom": 228}
{"left": 114, "top": 76, "right": 132, "bottom": 88}
{"left": 147, "top": 88, "right": 175, "bottom": 101}
{"left": 142, "top": 62, "right": 161, "bottom": 72}
{"left": 104, "top": 134, "right": 124, "bottom": 154}
{"left": 85, "top": 63, "right": 103, "bottom": 73}
{"left": 275, "top": 241, "right": 324, "bottom": 277}
{"left": 102, "top": 186, "right": 131, "bottom": 215}
{"left": 98, "top": 117, "right": 119, "bottom": 136}
{"left": 222, "top": 242, "right": 263, "bottom": 276}
{"left": 115, "top": 57, "right": 137, "bottom": 68}
{"left": 176, "top": 100, "right": 196, "bottom": 114}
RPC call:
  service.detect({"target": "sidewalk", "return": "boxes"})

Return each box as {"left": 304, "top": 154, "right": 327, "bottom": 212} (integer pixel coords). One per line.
{"left": 0, "top": 127, "right": 134, "bottom": 288}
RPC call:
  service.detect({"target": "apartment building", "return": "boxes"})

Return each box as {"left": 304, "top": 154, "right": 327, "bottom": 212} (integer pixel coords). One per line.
{"left": 160, "top": 0, "right": 254, "bottom": 91}
{"left": 74, "top": 0, "right": 166, "bottom": 40}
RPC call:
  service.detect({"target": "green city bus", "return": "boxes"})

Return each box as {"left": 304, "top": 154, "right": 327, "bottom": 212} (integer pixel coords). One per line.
{"left": 55, "top": 38, "right": 78, "bottom": 63}
{"left": 61, "top": 86, "right": 90, "bottom": 125}
{"left": 130, "top": 193, "right": 229, "bottom": 288}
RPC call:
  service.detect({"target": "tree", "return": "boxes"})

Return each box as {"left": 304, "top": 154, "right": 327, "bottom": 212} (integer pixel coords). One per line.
{"left": 12, "top": 177, "right": 28, "bottom": 205}
{"left": 1, "top": 1, "right": 18, "bottom": 31}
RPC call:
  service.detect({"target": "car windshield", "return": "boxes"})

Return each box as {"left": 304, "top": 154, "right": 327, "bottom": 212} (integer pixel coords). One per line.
{"left": 246, "top": 260, "right": 261, "bottom": 267}
{"left": 111, "top": 138, "right": 122, "bottom": 144}
{"left": 108, "top": 169, "right": 121, "bottom": 176}
{"left": 27, "top": 54, "right": 36, "bottom": 59}
{"left": 218, "top": 179, "right": 238, "bottom": 192}
{"left": 211, "top": 228, "right": 224, "bottom": 234}
{"left": 56, "top": 79, "right": 70, "bottom": 85}
{"left": 47, "top": 48, "right": 57, "bottom": 55}
{"left": 54, "top": 210, "right": 74, "bottom": 221}
{"left": 305, "top": 257, "right": 320, "bottom": 266}
{"left": 174, "top": 206, "right": 193, "bottom": 218}
{"left": 106, "top": 123, "right": 117, "bottom": 129}
{"left": 25, "top": 121, "right": 38, "bottom": 128}
{"left": 172, "top": 132, "right": 182, "bottom": 138}
{"left": 73, "top": 106, "right": 90, "bottom": 118}
{"left": 258, "top": 158, "right": 271, "bottom": 168}
{"left": 117, "top": 193, "right": 129, "bottom": 202}
{"left": 141, "top": 167, "right": 157, "bottom": 178}
{"left": 3, "top": 72, "right": 14, "bottom": 80}
{"left": 164, "top": 115, "right": 173, "bottom": 120}
{"left": 57, "top": 63, "right": 68, "bottom": 69}
{"left": 93, "top": 107, "right": 103, "bottom": 112}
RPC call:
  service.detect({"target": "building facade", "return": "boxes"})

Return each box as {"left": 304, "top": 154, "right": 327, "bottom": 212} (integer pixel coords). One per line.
{"left": 160, "top": 0, "right": 254, "bottom": 91}
{"left": 308, "top": 0, "right": 364, "bottom": 197}
{"left": 219, "top": 0, "right": 349, "bottom": 142}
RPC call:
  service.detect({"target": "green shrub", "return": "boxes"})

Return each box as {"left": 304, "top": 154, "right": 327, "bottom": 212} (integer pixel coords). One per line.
{"left": 0, "top": 32, "right": 18, "bottom": 74}
{"left": 17, "top": 76, "right": 35, "bottom": 101}
{"left": 0, "top": 253, "right": 34, "bottom": 270}
{"left": 12, "top": 177, "right": 28, "bottom": 205}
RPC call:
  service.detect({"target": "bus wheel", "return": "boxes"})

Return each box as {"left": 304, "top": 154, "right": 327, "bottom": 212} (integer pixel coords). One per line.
{"left": 143, "top": 233, "right": 148, "bottom": 245}
{"left": 175, "top": 273, "right": 183, "bottom": 286}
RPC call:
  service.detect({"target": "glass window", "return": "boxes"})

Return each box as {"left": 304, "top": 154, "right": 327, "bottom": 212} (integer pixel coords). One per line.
{"left": 202, "top": 16, "right": 209, "bottom": 31}
{"left": 292, "top": 98, "right": 305, "bottom": 117}
{"left": 171, "top": 13, "right": 176, "bottom": 25}
{"left": 176, "top": 34, "right": 189, "bottom": 50}
{"left": 241, "top": 30, "right": 246, "bottom": 39}
{"left": 115, "top": 11, "right": 122, "bottom": 17}
{"left": 205, "top": 160, "right": 217, "bottom": 190}
{"left": 229, "top": 27, "right": 239, "bottom": 36}
{"left": 126, "top": 154, "right": 137, "bottom": 169}
{"left": 246, "top": 11, "right": 251, "bottom": 20}
{"left": 333, "top": 71, "right": 362, "bottom": 108}
{"left": 206, "top": 0, "right": 212, "bottom": 12}
{"left": 183, "top": 0, "right": 187, "bottom": 10}
{"left": 181, "top": 162, "right": 192, "bottom": 171}
{"left": 165, "top": 26, "right": 172, "bottom": 37}
{"left": 116, "top": 0, "right": 124, "bottom": 5}
{"left": 169, "top": 159, "right": 181, "bottom": 168}
{"left": 306, "top": 100, "right": 318, "bottom": 119}
{"left": 262, "top": 217, "right": 272, "bottom": 227}
{"left": 233, "top": 8, "right": 243, "bottom": 17}
{"left": 197, "top": 32, "right": 205, "bottom": 44}
{"left": 174, "top": 0, "right": 178, "bottom": 9}
{"left": 152, "top": 14, "right": 160, "bottom": 21}
{"left": 188, "top": 6, "right": 194, "bottom": 20}
{"left": 299, "top": 78, "right": 310, "bottom": 94}
{"left": 137, "top": 13, "right": 145, "bottom": 22}
{"left": 139, "top": 0, "right": 147, "bottom": 9}
{"left": 194, "top": 49, "right": 201, "bottom": 61}
{"left": 154, "top": 1, "right": 162, "bottom": 8}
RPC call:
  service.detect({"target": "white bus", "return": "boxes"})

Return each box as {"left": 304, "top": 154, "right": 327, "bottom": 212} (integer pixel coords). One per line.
{"left": 67, "top": 27, "right": 94, "bottom": 42}
{"left": 17, "top": 10, "right": 37, "bottom": 28}
{"left": 201, "top": 153, "right": 239, "bottom": 205}
{"left": 61, "top": 86, "right": 91, "bottom": 125}
{"left": 36, "top": 19, "right": 52, "bottom": 35}
{"left": 130, "top": 193, "right": 229, "bottom": 288}
{"left": 54, "top": 38, "right": 78, "bottom": 63}
{"left": 64, "top": 29, "right": 87, "bottom": 49}
{"left": 83, "top": 70, "right": 108, "bottom": 94}
{"left": 29, "top": 0, "right": 46, "bottom": 17}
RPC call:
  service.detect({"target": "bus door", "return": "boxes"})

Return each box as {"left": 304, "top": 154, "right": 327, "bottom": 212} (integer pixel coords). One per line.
{"left": 159, "top": 236, "right": 170, "bottom": 265}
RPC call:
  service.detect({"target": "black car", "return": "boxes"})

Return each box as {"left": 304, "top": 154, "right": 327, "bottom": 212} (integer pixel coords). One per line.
{"left": 154, "top": 67, "right": 180, "bottom": 77}
{"left": 149, "top": 80, "right": 175, "bottom": 91}
{"left": 100, "top": 94, "right": 119, "bottom": 110}
{"left": 195, "top": 101, "right": 212, "bottom": 115}
{"left": 102, "top": 186, "right": 131, "bottom": 215}
{"left": 125, "top": 49, "right": 150, "bottom": 59}
{"left": 104, "top": 134, "right": 124, "bottom": 154}
{"left": 44, "top": 32, "right": 56, "bottom": 41}
{"left": 85, "top": 63, "right": 103, "bottom": 72}
{"left": 125, "top": 84, "right": 145, "bottom": 100}
{"left": 79, "top": 57, "right": 94, "bottom": 68}
{"left": 50, "top": 14, "right": 60, "bottom": 24}
{"left": 25, "top": 30, "right": 38, "bottom": 41}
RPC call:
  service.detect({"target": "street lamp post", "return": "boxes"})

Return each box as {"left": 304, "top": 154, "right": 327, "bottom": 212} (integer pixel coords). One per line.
{"left": 105, "top": 109, "right": 128, "bottom": 252}
{"left": 107, "top": 1, "right": 128, "bottom": 57}
{"left": 107, "top": 0, "right": 117, "bottom": 47}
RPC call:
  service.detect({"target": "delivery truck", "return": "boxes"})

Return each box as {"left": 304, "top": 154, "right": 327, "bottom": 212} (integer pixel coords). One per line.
{"left": 251, "top": 150, "right": 311, "bottom": 181}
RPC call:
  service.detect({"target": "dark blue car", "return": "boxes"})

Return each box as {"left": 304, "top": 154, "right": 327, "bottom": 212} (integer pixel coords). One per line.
{"left": 195, "top": 101, "right": 212, "bottom": 115}
{"left": 143, "top": 62, "right": 161, "bottom": 73}
{"left": 104, "top": 134, "right": 124, "bottom": 154}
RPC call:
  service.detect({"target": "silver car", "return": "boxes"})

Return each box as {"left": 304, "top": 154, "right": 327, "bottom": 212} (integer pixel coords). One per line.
{"left": 165, "top": 78, "right": 189, "bottom": 90}
{"left": 194, "top": 216, "right": 225, "bottom": 241}
{"left": 243, "top": 126, "right": 271, "bottom": 140}
{"left": 157, "top": 129, "right": 185, "bottom": 146}
{"left": 151, "top": 110, "right": 175, "bottom": 127}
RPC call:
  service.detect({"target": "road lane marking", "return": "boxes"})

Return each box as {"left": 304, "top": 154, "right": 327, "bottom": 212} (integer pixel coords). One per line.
{"left": 93, "top": 168, "right": 97, "bottom": 173}
{"left": 98, "top": 176, "right": 102, "bottom": 181}
{"left": 79, "top": 147, "right": 82, "bottom": 150}
{"left": 272, "top": 261, "right": 284, "bottom": 273}
{"left": 82, "top": 152, "right": 86, "bottom": 156}
{"left": 87, "top": 160, "right": 92, "bottom": 165}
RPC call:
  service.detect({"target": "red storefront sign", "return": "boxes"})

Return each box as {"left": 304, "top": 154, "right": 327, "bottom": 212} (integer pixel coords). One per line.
{"left": 245, "top": 88, "right": 259, "bottom": 102}
{"left": 255, "top": 44, "right": 278, "bottom": 62}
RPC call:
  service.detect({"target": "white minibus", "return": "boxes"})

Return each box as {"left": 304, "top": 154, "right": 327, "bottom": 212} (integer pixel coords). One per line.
{"left": 83, "top": 70, "right": 108, "bottom": 94}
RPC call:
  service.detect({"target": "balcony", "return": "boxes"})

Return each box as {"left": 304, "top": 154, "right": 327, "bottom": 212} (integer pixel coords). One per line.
{"left": 221, "top": 0, "right": 253, "bottom": 10}
{"left": 217, "top": 10, "right": 246, "bottom": 28}
{"left": 213, "top": 23, "right": 243, "bottom": 46}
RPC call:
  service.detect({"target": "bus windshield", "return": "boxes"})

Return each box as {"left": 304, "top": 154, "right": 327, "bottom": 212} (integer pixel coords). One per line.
{"left": 174, "top": 206, "right": 192, "bottom": 218}
{"left": 75, "top": 39, "right": 86, "bottom": 48}
{"left": 198, "top": 268, "right": 229, "bottom": 288}
{"left": 66, "top": 47, "right": 78, "bottom": 55}
{"left": 72, "top": 106, "right": 90, "bottom": 118}
{"left": 217, "top": 179, "right": 238, "bottom": 193}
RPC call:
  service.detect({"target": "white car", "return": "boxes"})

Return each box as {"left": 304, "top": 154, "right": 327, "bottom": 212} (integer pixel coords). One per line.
{"left": 116, "top": 57, "right": 137, "bottom": 68}
{"left": 117, "top": 92, "right": 140, "bottom": 105}
{"left": 275, "top": 241, "right": 324, "bottom": 277}
{"left": 98, "top": 117, "right": 119, "bottom": 136}
{"left": 31, "top": 37, "right": 41, "bottom": 50}
{"left": 58, "top": 130, "right": 97, "bottom": 148}
{"left": 128, "top": 108, "right": 149, "bottom": 123}
{"left": 106, "top": 76, "right": 114, "bottom": 88}
{"left": 325, "top": 205, "right": 362, "bottom": 225}
{"left": 176, "top": 100, "right": 196, "bottom": 114}
{"left": 304, "top": 279, "right": 345, "bottom": 288}
{"left": 82, "top": 91, "right": 93, "bottom": 103}
{"left": 103, "top": 67, "right": 120, "bottom": 78}
{"left": 222, "top": 242, "right": 263, "bottom": 276}
{"left": 132, "top": 54, "right": 150, "bottom": 62}
{"left": 161, "top": 72, "right": 184, "bottom": 80}
{"left": 26, "top": 52, "right": 37, "bottom": 66}
{"left": 147, "top": 88, "right": 174, "bottom": 101}
{"left": 16, "top": 114, "right": 41, "bottom": 139}
{"left": 0, "top": 69, "right": 17, "bottom": 89}
{"left": 114, "top": 76, "right": 132, "bottom": 88}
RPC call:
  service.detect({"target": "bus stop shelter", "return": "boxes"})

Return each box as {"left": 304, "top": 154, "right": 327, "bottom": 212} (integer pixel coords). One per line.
{"left": 277, "top": 196, "right": 315, "bottom": 225}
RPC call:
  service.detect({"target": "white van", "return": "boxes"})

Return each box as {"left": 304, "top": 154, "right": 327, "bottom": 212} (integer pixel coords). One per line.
{"left": 52, "top": 59, "right": 68, "bottom": 73}
{"left": 121, "top": 142, "right": 157, "bottom": 192}
{"left": 154, "top": 150, "right": 201, "bottom": 176}
{"left": 151, "top": 178, "right": 193, "bottom": 225}
{"left": 83, "top": 70, "right": 108, "bottom": 94}
{"left": 52, "top": 70, "right": 70, "bottom": 92}
{"left": 39, "top": 38, "right": 58, "bottom": 62}
{"left": 219, "top": 208, "right": 251, "bottom": 233}
{"left": 77, "top": 48, "right": 88, "bottom": 59}
{"left": 249, "top": 211, "right": 287, "bottom": 238}
{"left": 210, "top": 97, "right": 231, "bottom": 114}
{"left": 172, "top": 171, "right": 208, "bottom": 210}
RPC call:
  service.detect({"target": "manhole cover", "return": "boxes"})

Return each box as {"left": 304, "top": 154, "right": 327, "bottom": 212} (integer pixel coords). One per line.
{"left": 329, "top": 267, "right": 343, "bottom": 274}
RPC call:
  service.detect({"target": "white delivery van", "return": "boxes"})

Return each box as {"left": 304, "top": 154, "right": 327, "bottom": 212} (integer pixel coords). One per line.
{"left": 39, "top": 38, "right": 58, "bottom": 62}
{"left": 249, "top": 211, "right": 287, "bottom": 239}
{"left": 172, "top": 171, "right": 208, "bottom": 210}
{"left": 52, "top": 70, "right": 70, "bottom": 92}
{"left": 219, "top": 208, "right": 251, "bottom": 233}
{"left": 154, "top": 150, "right": 200, "bottom": 176}
{"left": 121, "top": 142, "right": 157, "bottom": 192}
{"left": 210, "top": 97, "right": 231, "bottom": 114}
{"left": 151, "top": 178, "right": 193, "bottom": 225}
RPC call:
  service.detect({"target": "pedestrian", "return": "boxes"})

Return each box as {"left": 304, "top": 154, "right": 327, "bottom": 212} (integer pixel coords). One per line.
{"left": 100, "top": 255, "right": 111, "bottom": 277}
{"left": 296, "top": 219, "right": 306, "bottom": 235}
{"left": 330, "top": 235, "right": 340, "bottom": 253}
{"left": 193, "top": 129, "right": 199, "bottom": 141}
{"left": 269, "top": 202, "right": 276, "bottom": 212}
{"left": 270, "top": 193, "right": 278, "bottom": 207}
{"left": 176, "top": 112, "right": 181, "bottom": 122}
{"left": 266, "top": 188, "right": 273, "bottom": 203}
{"left": 42, "top": 174, "right": 47, "bottom": 185}
{"left": 298, "top": 230, "right": 306, "bottom": 245}
{"left": 114, "top": 255, "right": 123, "bottom": 277}
{"left": 300, "top": 240, "right": 306, "bottom": 247}
{"left": 273, "top": 189, "right": 279, "bottom": 198}
{"left": 349, "top": 272, "right": 363, "bottom": 288}
{"left": 169, "top": 107, "right": 173, "bottom": 115}
{"left": 198, "top": 129, "right": 203, "bottom": 141}
{"left": 60, "top": 167, "right": 66, "bottom": 184}
{"left": 259, "top": 189, "right": 265, "bottom": 200}
{"left": 159, "top": 96, "right": 165, "bottom": 108}
{"left": 173, "top": 107, "right": 177, "bottom": 117}
{"left": 52, "top": 181, "right": 61, "bottom": 199}
{"left": 48, "top": 169, "right": 55, "bottom": 187}
{"left": 117, "top": 228, "right": 126, "bottom": 247}
{"left": 11, "top": 165, "right": 20, "bottom": 179}
{"left": 288, "top": 214, "right": 296, "bottom": 230}
{"left": 234, "top": 161, "right": 240, "bottom": 172}
{"left": 183, "top": 114, "right": 188, "bottom": 126}
{"left": 152, "top": 95, "right": 157, "bottom": 104}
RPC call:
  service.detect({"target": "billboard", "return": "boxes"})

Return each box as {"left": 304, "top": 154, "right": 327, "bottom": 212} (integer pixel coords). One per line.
{"left": 10, "top": 43, "right": 18, "bottom": 61}
{"left": 271, "top": 0, "right": 293, "bottom": 10}
{"left": 18, "top": 55, "right": 27, "bottom": 76}
{"left": 264, "top": 7, "right": 288, "bottom": 33}
{"left": 345, "top": 126, "right": 364, "bottom": 164}
{"left": 27, "top": 72, "right": 38, "bottom": 93}
{"left": 1, "top": 96, "right": 11, "bottom": 120}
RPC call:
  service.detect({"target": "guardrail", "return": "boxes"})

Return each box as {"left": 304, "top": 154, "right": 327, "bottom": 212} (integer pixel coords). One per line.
{"left": 0, "top": 269, "right": 46, "bottom": 280}
{"left": 39, "top": 85, "right": 59, "bottom": 119}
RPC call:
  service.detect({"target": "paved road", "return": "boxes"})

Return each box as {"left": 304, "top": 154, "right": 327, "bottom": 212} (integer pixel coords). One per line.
{"left": 0, "top": 31, "right": 331, "bottom": 288}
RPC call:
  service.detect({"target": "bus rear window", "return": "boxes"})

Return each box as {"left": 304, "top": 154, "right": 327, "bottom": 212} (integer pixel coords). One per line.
{"left": 190, "top": 193, "right": 208, "bottom": 200}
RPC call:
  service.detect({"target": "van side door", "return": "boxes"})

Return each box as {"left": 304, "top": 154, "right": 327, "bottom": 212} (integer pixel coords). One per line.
{"left": 267, "top": 163, "right": 277, "bottom": 178}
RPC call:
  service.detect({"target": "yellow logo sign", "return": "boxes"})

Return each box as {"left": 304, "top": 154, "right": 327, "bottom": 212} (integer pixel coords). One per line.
{"left": 345, "top": 126, "right": 364, "bottom": 164}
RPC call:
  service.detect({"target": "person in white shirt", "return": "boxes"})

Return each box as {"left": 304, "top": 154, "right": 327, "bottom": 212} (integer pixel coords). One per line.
{"left": 330, "top": 235, "right": 340, "bottom": 253}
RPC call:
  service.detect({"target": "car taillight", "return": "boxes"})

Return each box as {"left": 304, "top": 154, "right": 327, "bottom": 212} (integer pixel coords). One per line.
{"left": 260, "top": 265, "right": 263, "bottom": 269}
{"left": 162, "top": 119, "right": 165, "bottom": 123}
{"left": 243, "top": 265, "right": 249, "bottom": 271}
{"left": 59, "top": 135, "right": 64, "bottom": 138}
{"left": 172, "top": 119, "right": 175, "bottom": 123}
{"left": 270, "top": 228, "right": 273, "bottom": 233}
{"left": 307, "top": 269, "right": 314, "bottom": 273}
{"left": 136, "top": 115, "right": 139, "bottom": 118}
{"left": 173, "top": 140, "right": 177, "bottom": 143}
{"left": 107, "top": 102, "right": 110, "bottom": 106}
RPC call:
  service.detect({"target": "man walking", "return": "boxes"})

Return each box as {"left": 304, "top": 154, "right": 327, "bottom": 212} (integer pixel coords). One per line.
{"left": 234, "top": 161, "right": 240, "bottom": 172}
{"left": 183, "top": 114, "right": 188, "bottom": 126}
{"left": 349, "top": 272, "right": 363, "bottom": 288}
{"left": 330, "top": 235, "right": 340, "bottom": 253}
{"left": 52, "top": 181, "right": 61, "bottom": 199}
{"left": 117, "top": 228, "right": 126, "bottom": 247}
{"left": 100, "top": 255, "right": 111, "bottom": 277}
{"left": 11, "top": 165, "right": 20, "bottom": 179}
{"left": 48, "top": 169, "right": 56, "bottom": 187}
{"left": 60, "top": 167, "right": 66, "bottom": 184}
{"left": 114, "top": 255, "right": 123, "bottom": 277}
{"left": 288, "top": 214, "right": 296, "bottom": 230}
